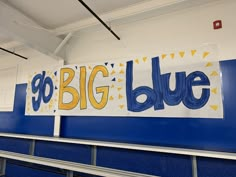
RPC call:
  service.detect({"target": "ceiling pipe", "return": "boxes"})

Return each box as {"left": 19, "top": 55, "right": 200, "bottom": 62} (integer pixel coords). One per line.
{"left": 0, "top": 47, "right": 28, "bottom": 60}
{"left": 77, "top": 0, "right": 120, "bottom": 40}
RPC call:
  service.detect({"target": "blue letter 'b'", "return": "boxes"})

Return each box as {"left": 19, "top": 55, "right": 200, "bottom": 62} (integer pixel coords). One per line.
{"left": 126, "top": 61, "right": 156, "bottom": 112}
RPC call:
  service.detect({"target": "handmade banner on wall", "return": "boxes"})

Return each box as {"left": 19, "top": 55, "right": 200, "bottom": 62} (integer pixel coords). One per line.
{"left": 25, "top": 45, "right": 223, "bottom": 118}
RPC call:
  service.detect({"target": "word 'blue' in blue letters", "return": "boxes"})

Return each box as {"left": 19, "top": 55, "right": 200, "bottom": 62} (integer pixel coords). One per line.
{"left": 126, "top": 57, "right": 210, "bottom": 112}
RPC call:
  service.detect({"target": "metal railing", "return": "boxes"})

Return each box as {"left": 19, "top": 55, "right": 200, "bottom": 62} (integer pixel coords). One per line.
{"left": 0, "top": 132, "right": 234, "bottom": 177}
{"left": 0, "top": 150, "right": 158, "bottom": 177}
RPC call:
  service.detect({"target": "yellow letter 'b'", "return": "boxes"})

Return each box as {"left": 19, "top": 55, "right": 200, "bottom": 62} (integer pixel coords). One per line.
{"left": 59, "top": 68, "right": 79, "bottom": 110}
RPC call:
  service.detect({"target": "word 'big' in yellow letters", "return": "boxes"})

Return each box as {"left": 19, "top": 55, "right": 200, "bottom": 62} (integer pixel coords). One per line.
{"left": 59, "top": 66, "right": 109, "bottom": 110}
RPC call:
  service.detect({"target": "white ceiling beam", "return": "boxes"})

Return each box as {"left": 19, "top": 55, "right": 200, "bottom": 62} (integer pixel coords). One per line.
{"left": 0, "top": 1, "right": 66, "bottom": 60}
{"left": 54, "top": 0, "right": 218, "bottom": 35}
{"left": 54, "top": 33, "right": 72, "bottom": 55}
{"left": 0, "top": 0, "right": 219, "bottom": 52}
{"left": 54, "top": 0, "right": 188, "bottom": 35}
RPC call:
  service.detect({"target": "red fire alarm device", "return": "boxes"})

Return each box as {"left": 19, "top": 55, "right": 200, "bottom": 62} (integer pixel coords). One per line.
{"left": 213, "top": 20, "right": 222, "bottom": 30}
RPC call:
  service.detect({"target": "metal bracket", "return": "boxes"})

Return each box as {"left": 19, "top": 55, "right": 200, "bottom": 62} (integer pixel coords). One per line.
{"left": 66, "top": 170, "right": 73, "bottom": 177}
{"left": 0, "top": 158, "right": 6, "bottom": 176}
{"left": 91, "top": 145, "right": 97, "bottom": 166}
{"left": 29, "top": 140, "right": 36, "bottom": 156}
{"left": 191, "top": 156, "right": 198, "bottom": 177}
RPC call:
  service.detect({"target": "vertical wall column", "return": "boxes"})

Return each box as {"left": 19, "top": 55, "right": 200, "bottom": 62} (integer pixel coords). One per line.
{"left": 29, "top": 140, "right": 36, "bottom": 155}
{"left": 192, "top": 156, "right": 198, "bottom": 177}
{"left": 91, "top": 145, "right": 97, "bottom": 166}
{"left": 54, "top": 59, "right": 64, "bottom": 137}
{"left": 66, "top": 171, "right": 73, "bottom": 177}
{"left": 0, "top": 158, "right": 6, "bottom": 176}
{"left": 53, "top": 115, "right": 61, "bottom": 137}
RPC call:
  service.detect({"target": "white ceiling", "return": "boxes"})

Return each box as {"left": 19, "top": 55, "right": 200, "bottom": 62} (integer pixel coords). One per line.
{"left": 0, "top": 0, "right": 220, "bottom": 56}
{"left": 0, "top": 33, "right": 11, "bottom": 43}
{"left": 4, "top": 0, "right": 146, "bottom": 29}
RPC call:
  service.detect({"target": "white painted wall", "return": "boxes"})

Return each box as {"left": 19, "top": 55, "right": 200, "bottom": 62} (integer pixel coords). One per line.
{"left": 0, "top": 47, "right": 59, "bottom": 84}
{"left": 0, "top": 66, "right": 17, "bottom": 111}
{"left": 0, "top": 0, "right": 235, "bottom": 85}
{"left": 0, "top": 47, "right": 59, "bottom": 111}
{"left": 67, "top": 0, "right": 236, "bottom": 64}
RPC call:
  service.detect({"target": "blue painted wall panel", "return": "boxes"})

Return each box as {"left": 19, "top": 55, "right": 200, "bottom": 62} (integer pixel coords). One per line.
{"left": 97, "top": 147, "right": 192, "bottom": 177}
{"left": 5, "top": 163, "right": 65, "bottom": 177}
{"left": 60, "top": 60, "right": 236, "bottom": 152}
{"left": 34, "top": 141, "right": 91, "bottom": 164}
{"left": 198, "top": 157, "right": 236, "bottom": 177}
{"left": 0, "top": 84, "right": 54, "bottom": 136}
{"left": 0, "top": 137, "right": 30, "bottom": 154}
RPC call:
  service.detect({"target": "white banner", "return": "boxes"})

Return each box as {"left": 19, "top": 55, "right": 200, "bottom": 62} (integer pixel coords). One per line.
{"left": 26, "top": 45, "right": 223, "bottom": 118}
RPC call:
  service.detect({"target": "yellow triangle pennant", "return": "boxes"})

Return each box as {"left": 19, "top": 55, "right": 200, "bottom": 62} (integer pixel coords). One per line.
{"left": 135, "top": 59, "right": 139, "bottom": 64}
{"left": 179, "top": 51, "right": 185, "bottom": 58}
{"left": 210, "top": 105, "right": 218, "bottom": 111}
{"left": 119, "top": 104, "right": 124, "bottom": 109}
{"left": 210, "top": 71, "right": 218, "bottom": 76}
{"left": 162, "top": 54, "right": 167, "bottom": 59}
{"left": 118, "top": 94, "right": 123, "bottom": 99}
{"left": 111, "top": 84, "right": 115, "bottom": 88}
{"left": 203, "top": 52, "right": 210, "bottom": 59}
{"left": 143, "top": 57, "right": 147, "bottom": 62}
{"left": 49, "top": 104, "right": 53, "bottom": 109}
{"left": 119, "top": 69, "right": 124, "bottom": 74}
{"left": 111, "top": 70, "right": 116, "bottom": 75}
{"left": 118, "top": 78, "right": 123, "bottom": 82}
{"left": 211, "top": 88, "right": 217, "bottom": 94}
{"left": 109, "top": 96, "right": 114, "bottom": 101}
{"left": 120, "top": 63, "right": 124, "bottom": 67}
{"left": 88, "top": 66, "right": 92, "bottom": 70}
{"left": 170, "top": 53, "right": 175, "bottom": 59}
{"left": 191, "top": 50, "right": 197, "bottom": 56}
{"left": 205, "top": 62, "right": 213, "bottom": 67}
{"left": 117, "top": 87, "right": 122, "bottom": 91}
{"left": 49, "top": 99, "right": 53, "bottom": 104}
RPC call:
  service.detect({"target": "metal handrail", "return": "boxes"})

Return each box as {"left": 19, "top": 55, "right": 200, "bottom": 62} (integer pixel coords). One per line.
{"left": 0, "top": 132, "right": 234, "bottom": 161}
{"left": 0, "top": 150, "right": 159, "bottom": 177}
